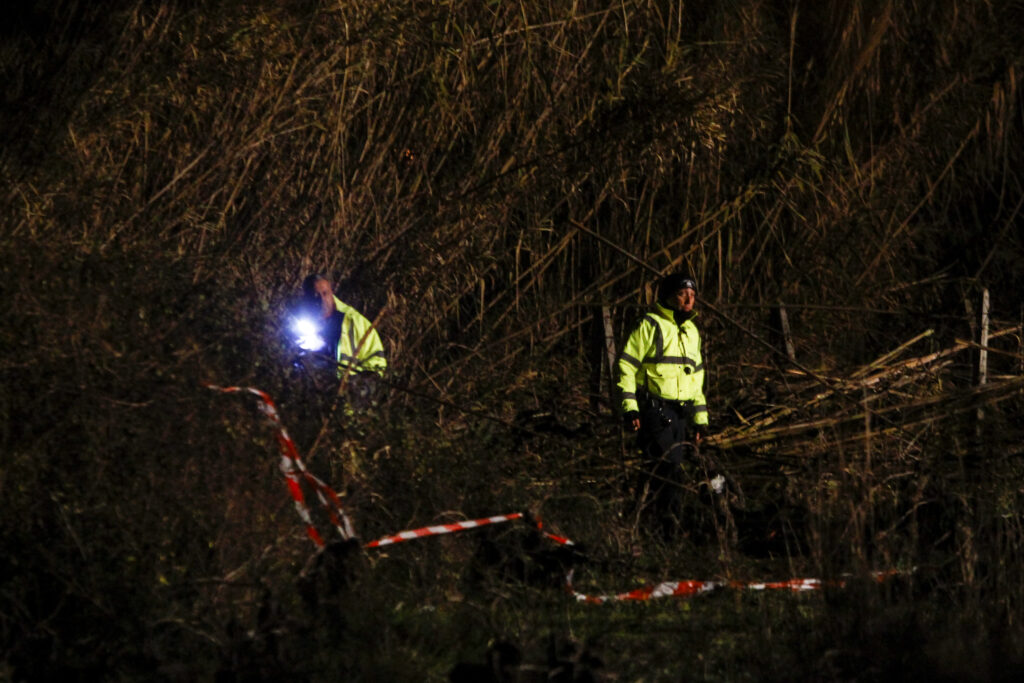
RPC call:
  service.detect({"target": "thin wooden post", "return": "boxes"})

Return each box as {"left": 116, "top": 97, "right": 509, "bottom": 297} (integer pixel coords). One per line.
{"left": 863, "top": 386, "right": 872, "bottom": 472}
{"left": 602, "top": 305, "right": 617, "bottom": 401}
{"left": 778, "top": 301, "right": 796, "bottom": 362}
{"left": 977, "top": 288, "right": 990, "bottom": 426}
{"left": 479, "top": 278, "right": 486, "bottom": 339}
{"left": 978, "top": 288, "right": 990, "bottom": 387}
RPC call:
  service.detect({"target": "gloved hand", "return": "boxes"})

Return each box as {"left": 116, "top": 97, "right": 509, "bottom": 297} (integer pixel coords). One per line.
{"left": 623, "top": 411, "right": 641, "bottom": 432}
{"left": 693, "top": 424, "right": 708, "bottom": 443}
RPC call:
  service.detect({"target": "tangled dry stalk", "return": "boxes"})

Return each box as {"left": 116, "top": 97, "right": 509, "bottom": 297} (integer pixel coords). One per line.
{"left": 2, "top": 1, "right": 1023, "bottom": 679}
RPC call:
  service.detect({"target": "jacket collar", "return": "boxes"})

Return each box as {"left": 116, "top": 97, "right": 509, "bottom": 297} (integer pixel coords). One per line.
{"left": 653, "top": 301, "right": 698, "bottom": 324}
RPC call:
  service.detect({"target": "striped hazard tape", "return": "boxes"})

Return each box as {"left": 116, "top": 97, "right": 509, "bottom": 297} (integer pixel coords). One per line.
{"left": 209, "top": 383, "right": 903, "bottom": 602}
{"left": 365, "top": 513, "right": 525, "bottom": 548}
{"left": 364, "top": 512, "right": 576, "bottom": 549}
{"left": 567, "top": 570, "right": 901, "bottom": 603}
{"left": 569, "top": 576, "right": 722, "bottom": 603}
{"left": 207, "top": 384, "right": 355, "bottom": 546}
{"left": 207, "top": 384, "right": 573, "bottom": 550}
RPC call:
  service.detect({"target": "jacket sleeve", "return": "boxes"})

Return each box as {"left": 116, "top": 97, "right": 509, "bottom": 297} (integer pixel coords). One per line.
{"left": 348, "top": 314, "right": 387, "bottom": 375}
{"left": 333, "top": 298, "right": 387, "bottom": 377}
{"left": 691, "top": 386, "right": 709, "bottom": 426}
{"left": 616, "top": 320, "right": 651, "bottom": 414}
{"left": 691, "top": 329, "right": 708, "bottom": 426}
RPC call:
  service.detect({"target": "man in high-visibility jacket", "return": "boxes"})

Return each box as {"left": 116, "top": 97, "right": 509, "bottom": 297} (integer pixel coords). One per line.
{"left": 617, "top": 272, "right": 709, "bottom": 531}
{"left": 302, "top": 274, "right": 386, "bottom": 403}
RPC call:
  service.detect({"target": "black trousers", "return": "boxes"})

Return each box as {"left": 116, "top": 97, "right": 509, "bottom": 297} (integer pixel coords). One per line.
{"left": 638, "top": 399, "right": 695, "bottom": 464}
{"left": 636, "top": 399, "right": 696, "bottom": 535}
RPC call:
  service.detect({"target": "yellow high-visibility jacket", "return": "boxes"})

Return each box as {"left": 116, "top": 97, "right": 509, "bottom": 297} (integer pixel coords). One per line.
{"left": 331, "top": 295, "right": 386, "bottom": 377}
{"left": 616, "top": 303, "right": 708, "bottom": 425}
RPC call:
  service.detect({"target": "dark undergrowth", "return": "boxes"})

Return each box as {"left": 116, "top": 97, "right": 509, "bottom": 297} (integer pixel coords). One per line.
{"left": 3, "top": 1, "right": 1024, "bottom": 680}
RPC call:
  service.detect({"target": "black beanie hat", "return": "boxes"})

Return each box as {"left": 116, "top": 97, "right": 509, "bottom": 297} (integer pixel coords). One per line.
{"left": 657, "top": 273, "right": 697, "bottom": 301}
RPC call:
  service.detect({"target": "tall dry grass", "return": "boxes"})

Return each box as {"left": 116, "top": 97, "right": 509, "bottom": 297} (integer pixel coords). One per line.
{"left": 2, "top": 0, "right": 1023, "bottom": 679}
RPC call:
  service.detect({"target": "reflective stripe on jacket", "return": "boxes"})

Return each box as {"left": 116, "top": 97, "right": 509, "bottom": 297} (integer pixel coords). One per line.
{"left": 616, "top": 303, "right": 707, "bottom": 425}
{"left": 333, "top": 295, "right": 386, "bottom": 377}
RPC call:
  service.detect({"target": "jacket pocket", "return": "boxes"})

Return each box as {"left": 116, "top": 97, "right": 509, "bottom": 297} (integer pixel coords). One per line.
{"left": 646, "top": 371, "right": 678, "bottom": 399}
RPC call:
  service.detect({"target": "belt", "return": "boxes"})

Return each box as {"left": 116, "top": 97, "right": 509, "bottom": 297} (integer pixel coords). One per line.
{"left": 643, "top": 394, "right": 694, "bottom": 411}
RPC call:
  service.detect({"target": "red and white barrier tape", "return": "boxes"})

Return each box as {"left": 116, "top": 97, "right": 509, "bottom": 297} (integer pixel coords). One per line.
{"left": 533, "top": 515, "right": 575, "bottom": 547}
{"left": 365, "top": 513, "right": 525, "bottom": 548}
{"left": 206, "top": 384, "right": 355, "bottom": 546}
{"left": 568, "top": 575, "right": 722, "bottom": 603}
{"left": 567, "top": 570, "right": 901, "bottom": 603}
{"left": 207, "top": 384, "right": 575, "bottom": 550}
{"left": 364, "top": 512, "right": 576, "bottom": 549}
{"left": 210, "top": 383, "right": 903, "bottom": 601}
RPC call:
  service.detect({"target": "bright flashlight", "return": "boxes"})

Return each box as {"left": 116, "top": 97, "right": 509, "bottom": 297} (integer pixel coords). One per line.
{"left": 291, "top": 316, "right": 326, "bottom": 352}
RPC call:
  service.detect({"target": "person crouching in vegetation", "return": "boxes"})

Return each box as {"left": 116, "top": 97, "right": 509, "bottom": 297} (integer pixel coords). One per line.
{"left": 617, "top": 273, "right": 709, "bottom": 537}
{"left": 302, "top": 274, "right": 387, "bottom": 408}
